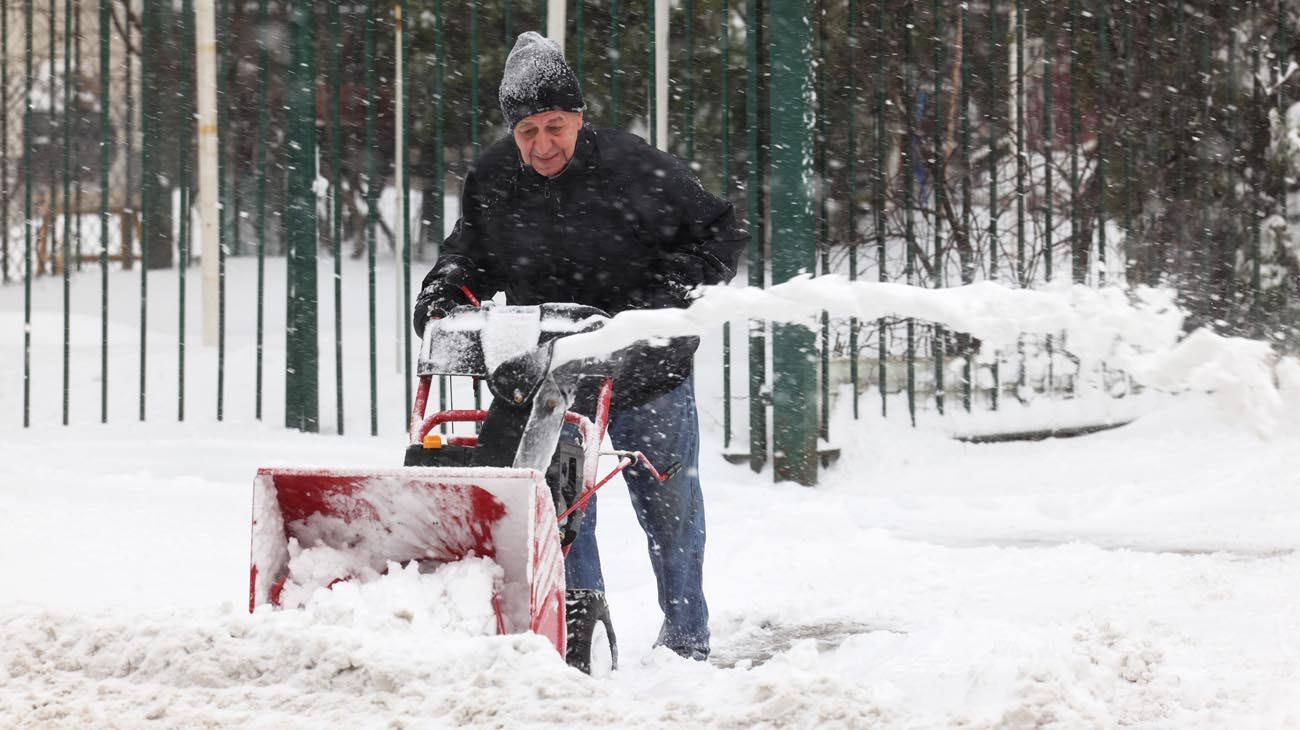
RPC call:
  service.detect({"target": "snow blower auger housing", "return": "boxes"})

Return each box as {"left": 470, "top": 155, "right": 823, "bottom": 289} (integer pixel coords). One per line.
{"left": 251, "top": 303, "right": 679, "bottom": 675}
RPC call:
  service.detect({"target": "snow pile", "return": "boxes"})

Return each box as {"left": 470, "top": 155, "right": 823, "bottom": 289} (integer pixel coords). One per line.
{"left": 251, "top": 472, "right": 506, "bottom": 608}
{"left": 1, "top": 557, "right": 516, "bottom": 727}
{"left": 283, "top": 556, "right": 502, "bottom": 635}
{"left": 275, "top": 545, "right": 502, "bottom": 626}
{"left": 275, "top": 540, "right": 381, "bottom": 609}
{"left": 2, "top": 609, "right": 561, "bottom": 729}
{"left": 558, "top": 276, "right": 1298, "bottom": 436}
{"left": 1278, "top": 356, "right": 1300, "bottom": 432}
{"left": 1136, "top": 328, "right": 1285, "bottom": 435}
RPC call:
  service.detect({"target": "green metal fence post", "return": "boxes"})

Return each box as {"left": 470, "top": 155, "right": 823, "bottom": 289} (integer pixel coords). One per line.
{"left": 1275, "top": 0, "right": 1287, "bottom": 246}
{"left": 573, "top": 0, "right": 584, "bottom": 84}
{"left": 330, "top": 0, "right": 344, "bottom": 433}
{"left": 1043, "top": 0, "right": 1053, "bottom": 284}
{"left": 769, "top": 0, "right": 817, "bottom": 485}
{"left": 1197, "top": 0, "right": 1212, "bottom": 311}
{"left": 987, "top": 0, "right": 1000, "bottom": 410}
{"left": 1172, "top": 0, "right": 1186, "bottom": 289}
{"left": 401, "top": 0, "right": 412, "bottom": 427}
{"left": 62, "top": 0, "right": 71, "bottom": 425}
{"left": 720, "top": 0, "right": 732, "bottom": 448}
{"left": 1015, "top": 0, "right": 1025, "bottom": 287}
{"left": 875, "top": 0, "right": 887, "bottom": 419}
{"left": 683, "top": 0, "right": 694, "bottom": 161}
{"left": 73, "top": 0, "right": 81, "bottom": 270}
{"left": 46, "top": 0, "right": 53, "bottom": 175}
{"left": 1014, "top": 0, "right": 1025, "bottom": 396}
{"left": 285, "top": 0, "right": 319, "bottom": 432}
{"left": 1122, "top": 1, "right": 1133, "bottom": 287}
{"left": 434, "top": 0, "right": 445, "bottom": 253}
{"left": 902, "top": 2, "right": 916, "bottom": 427}
{"left": 366, "top": 0, "right": 379, "bottom": 436}
{"left": 1251, "top": 28, "right": 1261, "bottom": 300}
{"left": 23, "top": 0, "right": 33, "bottom": 427}
{"left": 139, "top": 0, "right": 153, "bottom": 422}
{"left": 745, "top": 0, "right": 766, "bottom": 472}
{"left": 435, "top": 0, "right": 447, "bottom": 422}
{"left": 50, "top": 0, "right": 59, "bottom": 307}
{"left": 123, "top": 7, "right": 132, "bottom": 268}
{"left": 470, "top": 2, "right": 479, "bottom": 156}
{"left": 217, "top": 0, "right": 228, "bottom": 421}
{"left": 1043, "top": 0, "right": 1054, "bottom": 390}
{"left": 1069, "top": 0, "right": 1081, "bottom": 283}
{"left": 254, "top": 0, "right": 269, "bottom": 419}
{"left": 471, "top": 0, "right": 482, "bottom": 417}
{"left": 610, "top": 0, "right": 620, "bottom": 128}
{"left": 932, "top": 0, "right": 945, "bottom": 416}
{"left": 179, "top": 0, "right": 194, "bottom": 422}
{"left": 847, "top": 0, "right": 859, "bottom": 421}
{"left": 1097, "top": 0, "right": 1109, "bottom": 286}
{"left": 649, "top": 0, "right": 658, "bottom": 149}
{"left": 1207, "top": 2, "right": 1218, "bottom": 299}
{"left": 959, "top": 0, "right": 972, "bottom": 412}
{"left": 230, "top": 27, "right": 241, "bottom": 261}
{"left": 816, "top": 0, "right": 829, "bottom": 440}
{"left": 1145, "top": 0, "right": 1160, "bottom": 286}
{"left": 99, "top": 0, "right": 110, "bottom": 423}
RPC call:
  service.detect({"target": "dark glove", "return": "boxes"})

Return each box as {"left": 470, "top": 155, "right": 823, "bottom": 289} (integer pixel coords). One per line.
{"left": 412, "top": 283, "right": 463, "bottom": 335}
{"left": 412, "top": 256, "right": 477, "bottom": 335}
{"left": 640, "top": 278, "right": 694, "bottom": 310}
{"left": 641, "top": 252, "right": 704, "bottom": 310}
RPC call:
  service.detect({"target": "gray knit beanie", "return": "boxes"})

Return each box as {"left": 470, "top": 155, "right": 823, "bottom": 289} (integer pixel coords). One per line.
{"left": 499, "top": 31, "right": 585, "bottom": 129}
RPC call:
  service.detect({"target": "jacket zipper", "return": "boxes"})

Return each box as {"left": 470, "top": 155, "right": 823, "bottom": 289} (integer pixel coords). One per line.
{"left": 544, "top": 180, "right": 562, "bottom": 234}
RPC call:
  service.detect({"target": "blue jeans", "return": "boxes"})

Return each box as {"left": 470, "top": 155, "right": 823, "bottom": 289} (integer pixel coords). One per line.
{"left": 564, "top": 377, "right": 709, "bottom": 656}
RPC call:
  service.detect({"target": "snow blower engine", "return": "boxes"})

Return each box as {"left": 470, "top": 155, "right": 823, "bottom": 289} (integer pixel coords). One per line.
{"left": 250, "top": 303, "right": 679, "bottom": 675}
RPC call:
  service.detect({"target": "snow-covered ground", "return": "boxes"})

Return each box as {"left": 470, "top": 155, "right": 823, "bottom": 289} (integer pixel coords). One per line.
{"left": 3, "top": 258, "right": 1299, "bottom": 728}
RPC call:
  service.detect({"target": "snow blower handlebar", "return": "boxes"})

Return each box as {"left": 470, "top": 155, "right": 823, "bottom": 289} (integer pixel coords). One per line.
{"left": 556, "top": 450, "right": 681, "bottom": 526}
{"left": 410, "top": 303, "right": 683, "bottom": 483}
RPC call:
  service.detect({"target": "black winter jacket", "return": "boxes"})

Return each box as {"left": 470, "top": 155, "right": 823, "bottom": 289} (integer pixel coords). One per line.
{"left": 418, "top": 125, "right": 749, "bottom": 410}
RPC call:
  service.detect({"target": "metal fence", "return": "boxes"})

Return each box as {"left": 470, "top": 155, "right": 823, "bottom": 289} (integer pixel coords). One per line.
{"left": 2, "top": 1, "right": 1297, "bottom": 484}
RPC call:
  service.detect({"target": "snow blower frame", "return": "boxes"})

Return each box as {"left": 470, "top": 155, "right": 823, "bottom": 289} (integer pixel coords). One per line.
{"left": 250, "top": 303, "right": 676, "bottom": 673}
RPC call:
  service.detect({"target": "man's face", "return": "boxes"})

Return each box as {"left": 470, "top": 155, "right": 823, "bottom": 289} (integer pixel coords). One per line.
{"left": 513, "top": 110, "right": 583, "bottom": 177}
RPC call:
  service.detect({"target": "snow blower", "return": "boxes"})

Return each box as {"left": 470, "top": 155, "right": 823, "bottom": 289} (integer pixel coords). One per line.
{"left": 250, "top": 303, "right": 678, "bottom": 675}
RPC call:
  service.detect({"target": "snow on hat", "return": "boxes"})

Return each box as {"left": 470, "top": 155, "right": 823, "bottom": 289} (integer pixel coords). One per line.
{"left": 499, "top": 31, "right": 585, "bottom": 129}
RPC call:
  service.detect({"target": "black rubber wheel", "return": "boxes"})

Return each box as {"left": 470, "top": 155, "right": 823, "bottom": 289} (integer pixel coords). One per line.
{"left": 565, "top": 589, "right": 618, "bottom": 676}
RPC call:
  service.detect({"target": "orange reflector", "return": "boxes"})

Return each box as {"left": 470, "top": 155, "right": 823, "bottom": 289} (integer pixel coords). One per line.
{"left": 422, "top": 434, "right": 443, "bottom": 449}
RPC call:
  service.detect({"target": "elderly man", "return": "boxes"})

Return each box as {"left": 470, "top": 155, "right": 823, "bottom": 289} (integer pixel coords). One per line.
{"left": 413, "top": 31, "right": 747, "bottom": 661}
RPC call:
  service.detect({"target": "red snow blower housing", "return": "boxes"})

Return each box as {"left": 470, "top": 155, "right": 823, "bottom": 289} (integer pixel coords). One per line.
{"left": 251, "top": 303, "right": 678, "bottom": 674}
